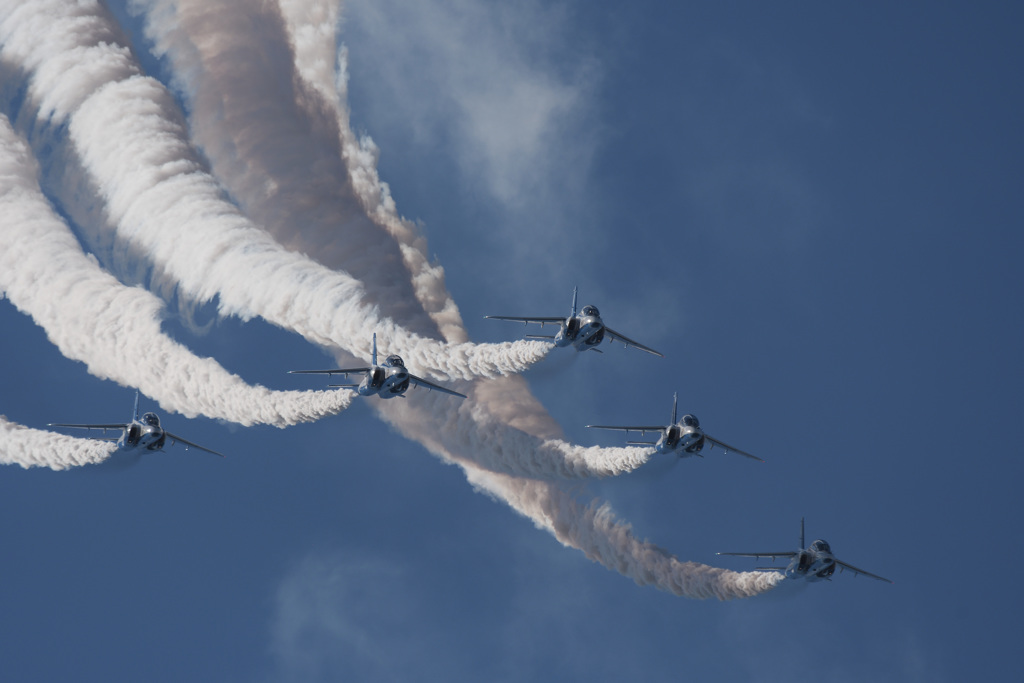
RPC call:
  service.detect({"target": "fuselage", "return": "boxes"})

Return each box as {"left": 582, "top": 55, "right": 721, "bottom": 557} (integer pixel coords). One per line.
{"left": 119, "top": 412, "right": 166, "bottom": 451}
{"left": 785, "top": 541, "right": 837, "bottom": 581}
{"left": 655, "top": 414, "right": 706, "bottom": 456}
{"left": 554, "top": 305, "right": 605, "bottom": 351}
{"left": 358, "top": 355, "right": 412, "bottom": 398}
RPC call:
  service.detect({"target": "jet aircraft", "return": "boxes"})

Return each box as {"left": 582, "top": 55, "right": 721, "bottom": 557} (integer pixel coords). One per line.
{"left": 717, "top": 518, "right": 893, "bottom": 583}
{"left": 49, "top": 391, "right": 224, "bottom": 457}
{"left": 289, "top": 333, "right": 466, "bottom": 399}
{"left": 485, "top": 287, "right": 663, "bottom": 357}
{"left": 586, "top": 393, "right": 763, "bottom": 462}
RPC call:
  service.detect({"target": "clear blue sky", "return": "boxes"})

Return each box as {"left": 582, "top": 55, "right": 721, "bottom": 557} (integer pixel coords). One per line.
{"left": 2, "top": 1, "right": 1022, "bottom": 681}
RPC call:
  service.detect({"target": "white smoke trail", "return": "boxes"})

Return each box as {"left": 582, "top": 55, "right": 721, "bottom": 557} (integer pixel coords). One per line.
{"left": 0, "top": 0, "right": 781, "bottom": 599}
{"left": 369, "top": 380, "right": 653, "bottom": 480}
{"left": 125, "top": 0, "right": 656, "bottom": 481}
{"left": 242, "top": 0, "right": 466, "bottom": 341}
{"left": 369, "top": 390, "right": 783, "bottom": 599}
{"left": 138, "top": 0, "right": 467, "bottom": 343}
{"left": 131, "top": 0, "right": 780, "bottom": 598}
{"left": 0, "top": 416, "right": 115, "bottom": 470}
{"left": 0, "top": 112, "right": 352, "bottom": 427}
{"left": 0, "top": 0, "right": 549, "bottom": 381}
{"left": 373, "top": 387, "right": 777, "bottom": 598}
{"left": 465, "top": 468, "right": 785, "bottom": 600}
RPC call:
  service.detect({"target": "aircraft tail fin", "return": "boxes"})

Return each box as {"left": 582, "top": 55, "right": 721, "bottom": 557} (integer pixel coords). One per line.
{"left": 132, "top": 390, "right": 140, "bottom": 422}
{"left": 570, "top": 286, "right": 578, "bottom": 317}
{"left": 372, "top": 333, "right": 378, "bottom": 367}
{"left": 800, "top": 517, "right": 806, "bottom": 549}
{"left": 671, "top": 392, "right": 678, "bottom": 424}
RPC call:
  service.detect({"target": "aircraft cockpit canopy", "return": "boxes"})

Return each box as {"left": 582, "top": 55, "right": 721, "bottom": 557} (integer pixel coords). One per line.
{"left": 681, "top": 414, "right": 700, "bottom": 428}
{"left": 141, "top": 412, "right": 160, "bottom": 427}
{"left": 811, "top": 540, "right": 832, "bottom": 553}
{"left": 385, "top": 355, "right": 405, "bottom": 368}
{"left": 580, "top": 305, "right": 600, "bottom": 318}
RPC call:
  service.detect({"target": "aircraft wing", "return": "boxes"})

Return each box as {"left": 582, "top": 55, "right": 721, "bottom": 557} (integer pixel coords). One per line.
{"left": 586, "top": 424, "right": 665, "bottom": 438}
{"left": 835, "top": 559, "right": 894, "bottom": 584}
{"left": 288, "top": 367, "right": 370, "bottom": 376}
{"left": 717, "top": 551, "right": 798, "bottom": 560}
{"left": 484, "top": 315, "right": 565, "bottom": 328}
{"left": 164, "top": 431, "right": 225, "bottom": 457}
{"left": 409, "top": 374, "right": 467, "bottom": 399}
{"left": 48, "top": 422, "right": 127, "bottom": 431}
{"left": 603, "top": 327, "right": 664, "bottom": 357}
{"left": 706, "top": 435, "right": 765, "bottom": 462}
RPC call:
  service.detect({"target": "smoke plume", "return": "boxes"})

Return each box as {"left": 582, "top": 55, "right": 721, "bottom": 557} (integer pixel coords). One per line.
{"left": 0, "top": 416, "right": 115, "bottom": 470}
{"left": 0, "top": 0, "right": 780, "bottom": 600}
{"left": 0, "top": 111, "right": 354, "bottom": 429}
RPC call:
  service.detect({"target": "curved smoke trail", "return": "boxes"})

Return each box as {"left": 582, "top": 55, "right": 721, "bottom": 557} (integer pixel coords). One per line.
{"left": 364, "top": 381, "right": 653, "bottom": 480}
{"left": 0, "top": 112, "right": 352, "bottom": 428}
{"left": 0, "top": 0, "right": 780, "bottom": 599}
{"left": 141, "top": 0, "right": 466, "bottom": 343}
{"left": 0, "top": 416, "right": 115, "bottom": 470}
{"left": 0, "top": 0, "right": 549, "bottom": 381}
{"left": 133, "top": 0, "right": 657, "bottom": 482}
{"left": 465, "top": 469, "right": 785, "bottom": 599}
{"left": 137, "top": 0, "right": 778, "bottom": 598}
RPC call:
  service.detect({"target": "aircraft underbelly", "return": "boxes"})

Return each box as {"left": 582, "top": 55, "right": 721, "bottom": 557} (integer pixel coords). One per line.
{"left": 380, "top": 376, "right": 409, "bottom": 397}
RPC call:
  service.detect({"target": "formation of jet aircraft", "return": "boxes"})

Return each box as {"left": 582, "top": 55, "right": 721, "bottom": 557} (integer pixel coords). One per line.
{"left": 42, "top": 288, "right": 890, "bottom": 586}
{"left": 288, "top": 333, "right": 466, "bottom": 399}
{"left": 717, "top": 518, "right": 893, "bottom": 583}
{"left": 586, "top": 392, "right": 763, "bottom": 462}
{"left": 485, "top": 287, "right": 663, "bottom": 357}
{"left": 48, "top": 391, "right": 223, "bottom": 457}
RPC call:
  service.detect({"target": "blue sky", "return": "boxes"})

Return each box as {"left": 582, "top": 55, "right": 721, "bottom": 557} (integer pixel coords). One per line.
{"left": 2, "top": 1, "right": 1022, "bottom": 681}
